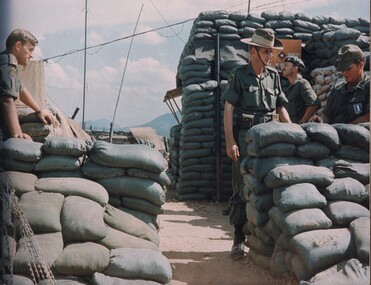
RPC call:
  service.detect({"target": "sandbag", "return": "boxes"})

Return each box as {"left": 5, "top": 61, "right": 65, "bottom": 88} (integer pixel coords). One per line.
{"left": 14, "top": 232, "right": 64, "bottom": 275}
{"left": 264, "top": 165, "right": 334, "bottom": 188}
{"left": 333, "top": 123, "right": 370, "bottom": 151}
{"left": 243, "top": 173, "right": 271, "bottom": 194}
{"left": 99, "top": 176, "right": 165, "bottom": 206}
{"left": 127, "top": 168, "right": 171, "bottom": 186}
{"left": 81, "top": 160, "right": 126, "bottom": 180}
{"left": 1, "top": 138, "right": 43, "bottom": 162}
{"left": 34, "top": 155, "right": 83, "bottom": 172}
{"left": 104, "top": 205, "right": 159, "bottom": 246}
{"left": 103, "top": 248, "right": 172, "bottom": 284}
{"left": 246, "top": 202, "right": 269, "bottom": 226}
{"left": 245, "top": 121, "right": 309, "bottom": 148}
{"left": 89, "top": 141, "right": 166, "bottom": 172}
{"left": 291, "top": 228, "right": 356, "bottom": 271}
{"left": 91, "top": 272, "right": 164, "bottom": 285}
{"left": 273, "top": 183, "right": 327, "bottom": 212}
{"left": 324, "top": 201, "right": 369, "bottom": 226}
{"left": 43, "top": 136, "right": 91, "bottom": 157}
{"left": 53, "top": 242, "right": 109, "bottom": 276}
{"left": 245, "top": 234, "right": 274, "bottom": 256}
{"left": 18, "top": 192, "right": 64, "bottom": 233}
{"left": 333, "top": 160, "right": 370, "bottom": 185}
{"left": 61, "top": 196, "right": 107, "bottom": 242}
{"left": 35, "top": 177, "right": 109, "bottom": 206}
{"left": 247, "top": 141, "right": 296, "bottom": 157}
{"left": 4, "top": 171, "right": 37, "bottom": 196}
{"left": 38, "top": 276, "right": 89, "bottom": 285}
{"left": 121, "top": 197, "right": 164, "bottom": 216}
{"left": 349, "top": 217, "right": 370, "bottom": 263}
{"left": 295, "top": 142, "right": 331, "bottom": 161}
{"left": 290, "top": 254, "right": 315, "bottom": 281}
{"left": 12, "top": 275, "right": 34, "bottom": 285}
{"left": 323, "top": 177, "right": 368, "bottom": 203}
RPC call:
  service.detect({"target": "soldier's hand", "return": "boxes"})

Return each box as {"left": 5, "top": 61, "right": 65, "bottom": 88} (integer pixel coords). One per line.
{"left": 227, "top": 144, "right": 240, "bottom": 161}
{"left": 309, "top": 115, "right": 323, "bottom": 123}
{"left": 13, "top": 133, "right": 32, "bottom": 140}
{"left": 37, "top": 109, "right": 59, "bottom": 127}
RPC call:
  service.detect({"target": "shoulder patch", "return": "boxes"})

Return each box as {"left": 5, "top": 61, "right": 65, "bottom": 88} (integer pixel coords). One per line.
{"left": 9, "top": 66, "right": 17, "bottom": 77}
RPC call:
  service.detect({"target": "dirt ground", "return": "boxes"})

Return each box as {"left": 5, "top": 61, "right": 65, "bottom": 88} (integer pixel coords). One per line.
{"left": 159, "top": 190, "right": 297, "bottom": 285}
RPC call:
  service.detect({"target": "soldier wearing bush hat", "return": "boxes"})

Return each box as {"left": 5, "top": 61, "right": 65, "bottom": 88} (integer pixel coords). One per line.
{"left": 310, "top": 44, "right": 369, "bottom": 124}
{"left": 222, "top": 28, "right": 291, "bottom": 259}
{"left": 282, "top": 56, "right": 320, "bottom": 124}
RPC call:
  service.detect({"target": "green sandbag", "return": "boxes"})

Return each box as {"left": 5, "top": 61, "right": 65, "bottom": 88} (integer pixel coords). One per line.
{"left": 34, "top": 155, "right": 83, "bottom": 172}
{"left": 247, "top": 141, "right": 296, "bottom": 157}
{"left": 104, "top": 205, "right": 159, "bottom": 246}
{"left": 91, "top": 272, "right": 164, "bottom": 285}
{"left": 323, "top": 177, "right": 368, "bottom": 203}
{"left": 43, "top": 136, "right": 91, "bottom": 157}
{"left": 97, "top": 226, "right": 159, "bottom": 252}
{"left": 35, "top": 177, "right": 109, "bottom": 206}
{"left": 103, "top": 248, "right": 172, "bottom": 284}
{"left": 333, "top": 160, "right": 370, "bottom": 185}
{"left": 61, "top": 196, "right": 107, "bottom": 242}
{"left": 349, "top": 217, "right": 370, "bottom": 263}
{"left": 1, "top": 138, "right": 43, "bottom": 162}
{"left": 99, "top": 176, "right": 165, "bottom": 206}
{"left": 265, "top": 164, "right": 333, "bottom": 188}
{"left": 324, "top": 201, "right": 369, "bottom": 226}
{"left": 81, "top": 160, "right": 125, "bottom": 180}
{"left": 53, "top": 242, "right": 109, "bottom": 276}
{"left": 291, "top": 228, "right": 356, "bottom": 271}
{"left": 14, "top": 232, "right": 64, "bottom": 275}
{"left": 4, "top": 171, "right": 37, "bottom": 196}
{"left": 127, "top": 168, "right": 171, "bottom": 186}
{"left": 121, "top": 197, "right": 164, "bottom": 216}
{"left": 273, "top": 183, "right": 327, "bottom": 212}
{"left": 38, "top": 276, "right": 89, "bottom": 285}
{"left": 89, "top": 141, "right": 166, "bottom": 172}
{"left": 18, "top": 192, "right": 64, "bottom": 233}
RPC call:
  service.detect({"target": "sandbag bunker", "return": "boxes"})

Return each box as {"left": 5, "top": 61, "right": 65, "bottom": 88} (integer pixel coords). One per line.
{"left": 0, "top": 138, "right": 172, "bottom": 285}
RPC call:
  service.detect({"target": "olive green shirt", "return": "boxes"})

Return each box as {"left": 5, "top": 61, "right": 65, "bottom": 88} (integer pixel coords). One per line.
{"left": 285, "top": 75, "right": 320, "bottom": 123}
{"left": 223, "top": 64, "right": 288, "bottom": 114}
{"left": 323, "top": 73, "right": 370, "bottom": 124}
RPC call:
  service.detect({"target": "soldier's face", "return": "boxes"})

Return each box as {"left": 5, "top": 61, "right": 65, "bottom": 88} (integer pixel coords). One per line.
{"left": 256, "top": 48, "right": 273, "bottom": 65}
{"left": 282, "top": 62, "right": 294, "bottom": 77}
{"left": 342, "top": 62, "right": 364, "bottom": 85}
{"left": 15, "top": 41, "right": 35, "bottom": 66}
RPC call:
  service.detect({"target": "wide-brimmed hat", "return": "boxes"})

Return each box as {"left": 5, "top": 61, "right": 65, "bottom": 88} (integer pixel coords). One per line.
{"left": 241, "top": 28, "right": 283, "bottom": 50}
{"left": 285, "top": 56, "right": 305, "bottom": 70}
{"left": 336, "top": 44, "right": 364, "bottom": 71}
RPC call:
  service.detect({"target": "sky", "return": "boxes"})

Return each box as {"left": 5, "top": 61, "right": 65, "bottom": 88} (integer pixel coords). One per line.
{"left": 4, "top": 0, "right": 370, "bottom": 128}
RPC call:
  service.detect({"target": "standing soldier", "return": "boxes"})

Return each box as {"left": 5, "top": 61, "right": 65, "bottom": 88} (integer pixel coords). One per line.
{"left": 223, "top": 28, "right": 291, "bottom": 259}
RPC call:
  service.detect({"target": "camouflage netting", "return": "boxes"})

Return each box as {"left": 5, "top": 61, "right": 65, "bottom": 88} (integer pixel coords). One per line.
{"left": 0, "top": 138, "right": 172, "bottom": 284}
{"left": 167, "top": 10, "right": 370, "bottom": 201}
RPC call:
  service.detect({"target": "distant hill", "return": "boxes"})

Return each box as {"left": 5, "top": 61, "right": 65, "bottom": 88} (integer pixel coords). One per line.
{"left": 86, "top": 112, "right": 180, "bottom": 138}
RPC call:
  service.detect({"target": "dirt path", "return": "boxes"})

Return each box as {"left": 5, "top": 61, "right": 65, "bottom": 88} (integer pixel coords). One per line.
{"left": 159, "top": 191, "right": 296, "bottom": 285}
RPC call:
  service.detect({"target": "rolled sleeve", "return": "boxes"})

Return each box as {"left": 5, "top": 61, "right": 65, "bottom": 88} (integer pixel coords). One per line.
{"left": 0, "top": 64, "right": 19, "bottom": 99}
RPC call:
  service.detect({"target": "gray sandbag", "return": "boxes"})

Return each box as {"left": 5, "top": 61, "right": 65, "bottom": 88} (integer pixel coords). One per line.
{"left": 273, "top": 183, "right": 327, "bottom": 212}
{"left": 243, "top": 173, "right": 271, "bottom": 194}
{"left": 254, "top": 226, "right": 274, "bottom": 246}
{"left": 34, "top": 155, "right": 83, "bottom": 172}
{"left": 247, "top": 141, "right": 296, "bottom": 157}
{"left": 18, "top": 192, "right": 64, "bottom": 233}
{"left": 291, "top": 228, "right": 356, "bottom": 271}
{"left": 323, "top": 177, "right": 368, "bottom": 203}
{"left": 0, "top": 159, "right": 35, "bottom": 172}
{"left": 43, "top": 136, "right": 90, "bottom": 157}
{"left": 5, "top": 171, "right": 37, "bottom": 196}
{"left": 263, "top": 219, "right": 282, "bottom": 242}
{"left": 245, "top": 121, "right": 309, "bottom": 148}
{"left": 35, "top": 177, "right": 109, "bottom": 206}
{"left": 335, "top": 145, "right": 369, "bottom": 163}
{"left": 295, "top": 142, "right": 331, "bottom": 161}
{"left": 245, "top": 234, "right": 274, "bottom": 256}
{"left": 246, "top": 202, "right": 269, "bottom": 226}
{"left": 99, "top": 176, "right": 165, "bottom": 206}
{"left": 333, "top": 160, "right": 370, "bottom": 185}
{"left": 251, "top": 157, "right": 313, "bottom": 183}
{"left": 121, "top": 197, "right": 164, "bottom": 216}
{"left": 316, "top": 157, "right": 356, "bottom": 169}
{"left": 333, "top": 123, "right": 370, "bottom": 151}
{"left": 103, "top": 248, "right": 172, "bottom": 284}
{"left": 264, "top": 165, "right": 334, "bottom": 188}
{"left": 249, "top": 192, "right": 273, "bottom": 212}
{"left": 324, "top": 201, "right": 369, "bottom": 226}
{"left": 38, "top": 170, "right": 83, "bottom": 178}
{"left": 53, "top": 242, "right": 109, "bottom": 276}
{"left": 270, "top": 245, "right": 290, "bottom": 277}
{"left": 97, "top": 226, "right": 159, "bottom": 252}
{"left": 1, "top": 138, "right": 43, "bottom": 162}
{"left": 127, "top": 168, "right": 171, "bottom": 186}
{"left": 291, "top": 254, "right": 315, "bottom": 282}
{"left": 61, "top": 196, "right": 107, "bottom": 242}
{"left": 13, "top": 275, "right": 34, "bottom": 285}
{"left": 81, "top": 160, "right": 126, "bottom": 180}
{"left": 91, "top": 272, "right": 164, "bottom": 285}
{"left": 349, "top": 217, "right": 370, "bottom": 263}
{"left": 121, "top": 207, "right": 159, "bottom": 232}
{"left": 89, "top": 141, "right": 166, "bottom": 173}
{"left": 300, "top": 258, "right": 370, "bottom": 285}
{"left": 38, "top": 276, "right": 89, "bottom": 285}
{"left": 13, "top": 232, "right": 64, "bottom": 275}
{"left": 104, "top": 205, "right": 159, "bottom": 246}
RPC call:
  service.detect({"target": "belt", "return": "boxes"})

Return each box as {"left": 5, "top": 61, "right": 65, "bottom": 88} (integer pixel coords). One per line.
{"left": 239, "top": 113, "right": 279, "bottom": 129}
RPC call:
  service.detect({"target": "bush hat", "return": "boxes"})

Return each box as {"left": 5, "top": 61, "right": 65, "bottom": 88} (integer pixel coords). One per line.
{"left": 337, "top": 44, "right": 364, "bottom": 72}
{"left": 285, "top": 56, "right": 305, "bottom": 71}
{"left": 241, "top": 28, "right": 283, "bottom": 50}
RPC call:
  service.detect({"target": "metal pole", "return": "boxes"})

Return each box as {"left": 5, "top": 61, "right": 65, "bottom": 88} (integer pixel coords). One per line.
{"left": 248, "top": 0, "right": 251, "bottom": 16}
{"left": 82, "top": 0, "right": 88, "bottom": 130}
{"left": 214, "top": 34, "right": 221, "bottom": 202}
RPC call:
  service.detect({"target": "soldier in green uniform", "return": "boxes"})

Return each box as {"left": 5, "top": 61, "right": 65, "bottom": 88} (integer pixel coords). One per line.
{"left": 281, "top": 56, "right": 320, "bottom": 124}
{"left": 223, "top": 28, "right": 291, "bottom": 258}
{"left": 0, "top": 29, "right": 56, "bottom": 141}
{"left": 311, "top": 44, "right": 369, "bottom": 124}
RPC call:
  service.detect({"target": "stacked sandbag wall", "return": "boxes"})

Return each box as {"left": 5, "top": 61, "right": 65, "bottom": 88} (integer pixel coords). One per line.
{"left": 0, "top": 137, "right": 172, "bottom": 284}
{"left": 170, "top": 10, "right": 370, "bottom": 201}
{"left": 240, "top": 121, "right": 369, "bottom": 283}
{"left": 168, "top": 124, "right": 181, "bottom": 190}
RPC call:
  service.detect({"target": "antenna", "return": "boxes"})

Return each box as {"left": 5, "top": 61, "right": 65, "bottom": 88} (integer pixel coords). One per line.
{"left": 82, "top": 0, "right": 88, "bottom": 130}
{"left": 109, "top": 4, "right": 144, "bottom": 143}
